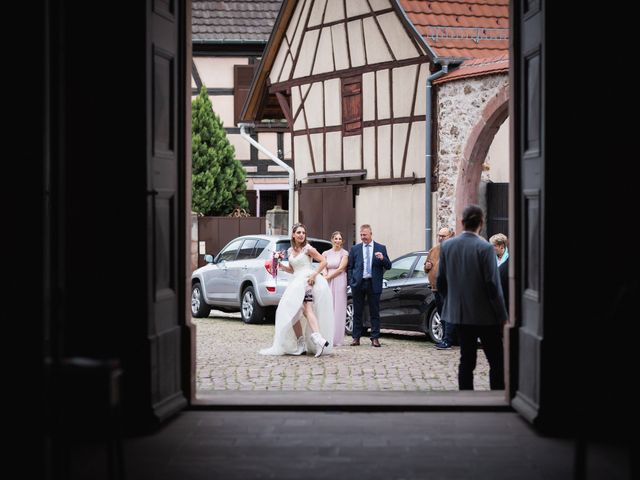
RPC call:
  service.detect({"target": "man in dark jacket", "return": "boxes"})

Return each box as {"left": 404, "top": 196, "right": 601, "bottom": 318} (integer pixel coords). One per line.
{"left": 436, "top": 205, "right": 507, "bottom": 390}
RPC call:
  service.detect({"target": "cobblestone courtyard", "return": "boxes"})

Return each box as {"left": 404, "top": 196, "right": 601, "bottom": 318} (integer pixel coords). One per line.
{"left": 195, "top": 312, "right": 490, "bottom": 393}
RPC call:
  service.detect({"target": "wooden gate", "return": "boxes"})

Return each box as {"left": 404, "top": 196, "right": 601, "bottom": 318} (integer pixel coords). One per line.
{"left": 298, "top": 184, "right": 355, "bottom": 248}
{"left": 486, "top": 182, "right": 509, "bottom": 239}
{"left": 197, "top": 216, "right": 266, "bottom": 267}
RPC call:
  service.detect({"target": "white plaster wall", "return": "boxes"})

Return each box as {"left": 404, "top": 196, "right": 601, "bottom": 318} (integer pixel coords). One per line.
{"left": 356, "top": 184, "right": 426, "bottom": 257}
{"left": 293, "top": 135, "right": 313, "bottom": 180}
{"left": 331, "top": 23, "right": 350, "bottom": 71}
{"left": 377, "top": 124, "right": 391, "bottom": 178}
{"left": 228, "top": 133, "right": 250, "bottom": 160}
{"left": 414, "top": 63, "right": 428, "bottom": 116}
{"left": 256, "top": 132, "right": 279, "bottom": 160}
{"left": 310, "top": 133, "right": 324, "bottom": 171}
{"left": 407, "top": 121, "right": 426, "bottom": 177}
{"left": 363, "top": 17, "right": 393, "bottom": 64}
{"left": 270, "top": 42, "right": 288, "bottom": 84}
{"left": 377, "top": 12, "right": 420, "bottom": 60}
{"left": 324, "top": 0, "right": 345, "bottom": 23}
{"left": 324, "top": 78, "right": 342, "bottom": 126}
{"left": 343, "top": 134, "right": 362, "bottom": 170}
{"left": 392, "top": 123, "right": 409, "bottom": 177}
{"left": 369, "top": 0, "right": 392, "bottom": 10}
{"left": 288, "top": 0, "right": 310, "bottom": 64}
{"left": 435, "top": 74, "right": 509, "bottom": 230}
{"left": 194, "top": 57, "right": 248, "bottom": 88}
{"left": 483, "top": 117, "right": 510, "bottom": 183}
{"left": 393, "top": 65, "right": 418, "bottom": 117}
{"left": 313, "top": 27, "right": 334, "bottom": 75}
{"left": 347, "top": 21, "right": 366, "bottom": 67}
{"left": 308, "top": 0, "right": 327, "bottom": 27}
{"left": 305, "top": 82, "right": 324, "bottom": 129}
{"left": 293, "top": 29, "right": 320, "bottom": 78}
{"left": 326, "top": 131, "right": 342, "bottom": 170}
{"left": 346, "top": 0, "right": 370, "bottom": 17}
{"left": 362, "top": 72, "right": 376, "bottom": 121}
{"left": 376, "top": 69, "right": 391, "bottom": 120}
{"left": 363, "top": 127, "right": 376, "bottom": 176}
{"left": 210, "top": 95, "right": 234, "bottom": 127}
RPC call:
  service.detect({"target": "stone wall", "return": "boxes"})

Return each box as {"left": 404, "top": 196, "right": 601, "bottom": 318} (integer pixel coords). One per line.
{"left": 435, "top": 73, "right": 509, "bottom": 231}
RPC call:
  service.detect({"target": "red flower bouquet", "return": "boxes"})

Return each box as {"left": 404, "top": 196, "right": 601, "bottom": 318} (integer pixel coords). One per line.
{"left": 268, "top": 250, "right": 286, "bottom": 279}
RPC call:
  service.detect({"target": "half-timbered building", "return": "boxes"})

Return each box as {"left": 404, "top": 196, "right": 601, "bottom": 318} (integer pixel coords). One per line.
{"left": 192, "top": 1, "right": 287, "bottom": 217}
{"left": 241, "top": 0, "right": 509, "bottom": 254}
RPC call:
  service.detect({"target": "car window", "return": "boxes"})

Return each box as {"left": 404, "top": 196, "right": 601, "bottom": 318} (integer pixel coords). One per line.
{"left": 254, "top": 239, "right": 269, "bottom": 256}
{"left": 310, "top": 240, "right": 332, "bottom": 254}
{"left": 217, "top": 239, "right": 243, "bottom": 262}
{"left": 275, "top": 240, "right": 332, "bottom": 260}
{"left": 236, "top": 239, "right": 258, "bottom": 260}
{"left": 411, "top": 254, "right": 428, "bottom": 278}
{"left": 384, "top": 255, "right": 417, "bottom": 280}
{"left": 275, "top": 240, "right": 291, "bottom": 258}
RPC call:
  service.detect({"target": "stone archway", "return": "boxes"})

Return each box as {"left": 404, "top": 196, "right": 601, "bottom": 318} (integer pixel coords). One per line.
{"left": 435, "top": 76, "right": 509, "bottom": 233}
{"left": 454, "top": 85, "right": 509, "bottom": 231}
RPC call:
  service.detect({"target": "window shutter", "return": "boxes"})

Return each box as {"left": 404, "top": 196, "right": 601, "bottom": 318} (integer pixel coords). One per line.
{"left": 342, "top": 75, "right": 362, "bottom": 136}
{"left": 234, "top": 64, "right": 257, "bottom": 125}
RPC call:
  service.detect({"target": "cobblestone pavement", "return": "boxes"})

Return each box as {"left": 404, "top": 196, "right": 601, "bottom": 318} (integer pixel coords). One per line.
{"left": 195, "top": 311, "right": 491, "bottom": 393}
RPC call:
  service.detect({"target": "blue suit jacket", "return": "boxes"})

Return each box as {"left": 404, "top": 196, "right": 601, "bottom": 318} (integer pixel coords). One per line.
{"left": 347, "top": 241, "right": 392, "bottom": 294}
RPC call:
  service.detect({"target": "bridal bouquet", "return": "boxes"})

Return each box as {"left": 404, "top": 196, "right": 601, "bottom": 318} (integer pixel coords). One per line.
{"left": 269, "top": 250, "right": 286, "bottom": 279}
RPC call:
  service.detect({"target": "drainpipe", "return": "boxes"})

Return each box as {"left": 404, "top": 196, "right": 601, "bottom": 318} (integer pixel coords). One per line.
{"left": 238, "top": 123, "right": 294, "bottom": 232}
{"left": 425, "top": 62, "right": 449, "bottom": 250}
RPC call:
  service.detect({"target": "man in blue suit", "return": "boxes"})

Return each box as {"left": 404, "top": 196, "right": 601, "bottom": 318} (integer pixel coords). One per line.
{"left": 347, "top": 224, "right": 391, "bottom": 347}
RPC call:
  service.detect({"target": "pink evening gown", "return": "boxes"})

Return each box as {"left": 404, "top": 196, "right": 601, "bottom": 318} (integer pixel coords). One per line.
{"left": 323, "top": 248, "right": 349, "bottom": 346}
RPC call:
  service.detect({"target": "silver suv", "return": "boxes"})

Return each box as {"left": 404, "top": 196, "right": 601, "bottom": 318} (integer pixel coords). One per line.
{"left": 191, "top": 234, "right": 332, "bottom": 323}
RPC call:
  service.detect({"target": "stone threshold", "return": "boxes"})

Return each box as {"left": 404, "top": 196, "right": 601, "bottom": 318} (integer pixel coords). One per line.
{"left": 191, "top": 390, "right": 511, "bottom": 411}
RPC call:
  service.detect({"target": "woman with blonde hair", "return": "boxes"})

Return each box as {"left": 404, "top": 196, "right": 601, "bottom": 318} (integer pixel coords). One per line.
{"left": 322, "top": 231, "right": 349, "bottom": 346}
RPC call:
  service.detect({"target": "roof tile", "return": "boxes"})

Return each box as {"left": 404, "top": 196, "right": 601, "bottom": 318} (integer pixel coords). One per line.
{"left": 192, "top": 0, "right": 283, "bottom": 42}
{"left": 399, "top": 0, "right": 509, "bottom": 59}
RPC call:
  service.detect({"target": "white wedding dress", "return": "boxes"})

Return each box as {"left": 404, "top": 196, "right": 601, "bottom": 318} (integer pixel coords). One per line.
{"left": 259, "top": 245, "right": 335, "bottom": 356}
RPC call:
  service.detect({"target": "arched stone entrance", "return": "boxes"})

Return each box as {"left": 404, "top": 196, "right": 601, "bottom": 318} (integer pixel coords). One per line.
{"left": 455, "top": 85, "right": 509, "bottom": 231}
{"left": 435, "top": 77, "right": 509, "bottom": 233}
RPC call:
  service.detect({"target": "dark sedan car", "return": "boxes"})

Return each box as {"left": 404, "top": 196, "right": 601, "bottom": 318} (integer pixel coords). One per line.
{"left": 345, "top": 250, "right": 443, "bottom": 343}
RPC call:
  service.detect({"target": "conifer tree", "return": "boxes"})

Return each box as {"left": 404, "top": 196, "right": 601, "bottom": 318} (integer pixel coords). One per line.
{"left": 191, "top": 85, "right": 248, "bottom": 215}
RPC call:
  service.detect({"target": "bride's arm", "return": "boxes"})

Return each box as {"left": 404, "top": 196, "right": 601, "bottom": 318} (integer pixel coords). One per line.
{"left": 279, "top": 248, "right": 294, "bottom": 273}
{"left": 306, "top": 246, "right": 327, "bottom": 284}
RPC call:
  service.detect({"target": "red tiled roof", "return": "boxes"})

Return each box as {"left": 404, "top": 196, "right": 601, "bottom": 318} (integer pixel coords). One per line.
{"left": 192, "top": 0, "right": 283, "bottom": 42}
{"left": 398, "top": 0, "right": 509, "bottom": 59}
{"left": 432, "top": 53, "right": 508, "bottom": 83}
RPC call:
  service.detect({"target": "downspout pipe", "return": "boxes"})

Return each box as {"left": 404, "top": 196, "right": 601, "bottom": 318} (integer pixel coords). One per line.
{"left": 425, "top": 62, "right": 449, "bottom": 250}
{"left": 238, "top": 123, "right": 294, "bottom": 232}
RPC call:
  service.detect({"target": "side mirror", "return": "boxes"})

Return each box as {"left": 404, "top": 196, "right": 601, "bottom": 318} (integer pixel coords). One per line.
{"left": 204, "top": 254, "right": 214, "bottom": 264}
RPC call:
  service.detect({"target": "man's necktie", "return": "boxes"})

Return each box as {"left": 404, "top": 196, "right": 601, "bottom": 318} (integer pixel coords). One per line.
{"left": 364, "top": 244, "right": 371, "bottom": 277}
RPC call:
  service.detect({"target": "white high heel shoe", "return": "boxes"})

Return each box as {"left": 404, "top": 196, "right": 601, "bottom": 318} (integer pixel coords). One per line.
{"left": 310, "top": 332, "right": 329, "bottom": 357}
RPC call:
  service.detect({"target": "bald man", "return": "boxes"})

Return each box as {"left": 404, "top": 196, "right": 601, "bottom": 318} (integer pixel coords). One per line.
{"left": 424, "top": 227, "right": 456, "bottom": 349}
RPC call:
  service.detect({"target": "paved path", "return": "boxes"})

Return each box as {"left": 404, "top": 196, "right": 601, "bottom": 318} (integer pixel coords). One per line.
{"left": 194, "top": 311, "right": 490, "bottom": 393}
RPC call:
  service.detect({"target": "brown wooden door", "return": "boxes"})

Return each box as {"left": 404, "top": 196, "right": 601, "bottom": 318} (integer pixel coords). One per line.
{"left": 510, "top": 0, "right": 544, "bottom": 424}
{"left": 146, "top": 0, "right": 188, "bottom": 421}
{"left": 298, "top": 184, "right": 355, "bottom": 249}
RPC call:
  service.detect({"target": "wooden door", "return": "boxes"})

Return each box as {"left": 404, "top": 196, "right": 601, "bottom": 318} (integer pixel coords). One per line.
{"left": 298, "top": 184, "right": 355, "bottom": 248}
{"left": 146, "top": 0, "right": 189, "bottom": 421}
{"left": 510, "top": 0, "right": 544, "bottom": 424}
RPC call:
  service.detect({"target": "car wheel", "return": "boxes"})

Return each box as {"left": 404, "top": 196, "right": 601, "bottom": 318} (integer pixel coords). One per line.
{"left": 241, "top": 285, "right": 264, "bottom": 324}
{"left": 345, "top": 301, "right": 354, "bottom": 335}
{"left": 191, "top": 282, "right": 211, "bottom": 318}
{"left": 423, "top": 308, "right": 443, "bottom": 343}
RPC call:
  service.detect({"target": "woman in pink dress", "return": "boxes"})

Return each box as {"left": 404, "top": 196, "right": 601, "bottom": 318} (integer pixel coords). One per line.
{"left": 322, "top": 231, "right": 349, "bottom": 346}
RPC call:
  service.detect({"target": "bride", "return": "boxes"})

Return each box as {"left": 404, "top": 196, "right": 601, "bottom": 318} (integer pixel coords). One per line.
{"left": 259, "top": 223, "right": 335, "bottom": 357}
